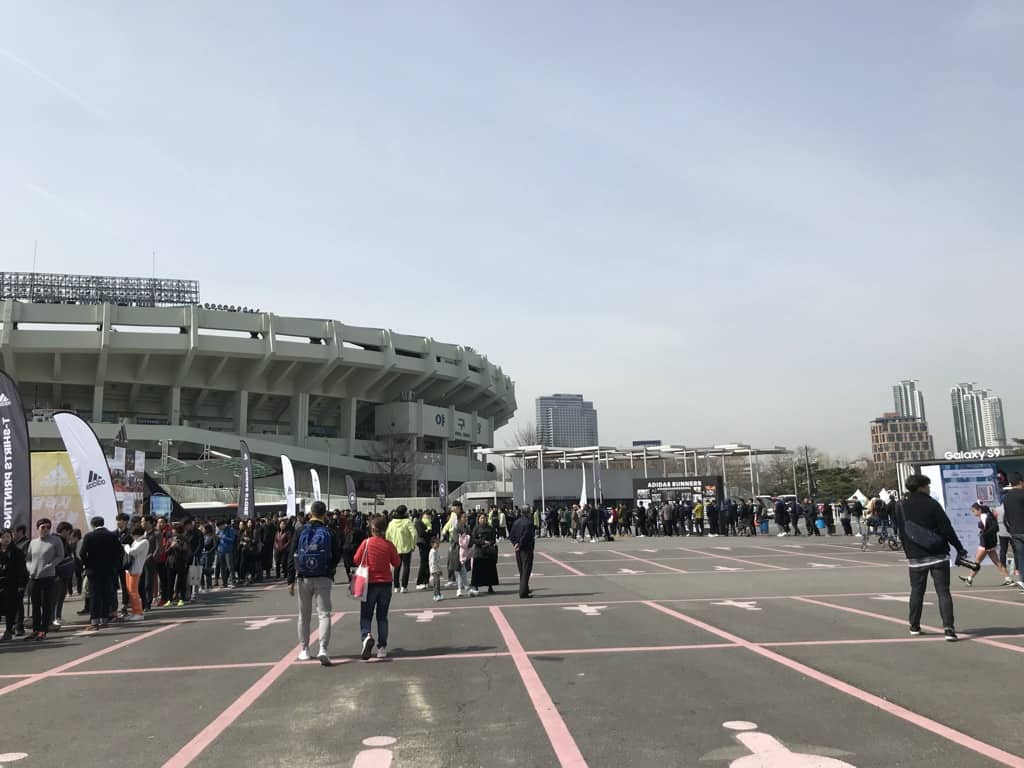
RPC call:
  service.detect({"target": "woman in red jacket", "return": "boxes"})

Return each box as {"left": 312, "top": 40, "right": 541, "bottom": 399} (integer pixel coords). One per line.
{"left": 353, "top": 515, "right": 400, "bottom": 660}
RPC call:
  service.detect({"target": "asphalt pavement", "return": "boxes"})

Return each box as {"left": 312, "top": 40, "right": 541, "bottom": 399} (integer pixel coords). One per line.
{"left": 2, "top": 531, "right": 1022, "bottom": 768}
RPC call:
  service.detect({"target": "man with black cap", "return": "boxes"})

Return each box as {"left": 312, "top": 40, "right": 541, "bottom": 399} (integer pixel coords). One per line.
{"left": 896, "top": 474, "right": 969, "bottom": 641}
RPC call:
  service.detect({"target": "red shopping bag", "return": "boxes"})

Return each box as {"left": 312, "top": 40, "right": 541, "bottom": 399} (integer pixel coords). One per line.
{"left": 349, "top": 544, "right": 369, "bottom": 602}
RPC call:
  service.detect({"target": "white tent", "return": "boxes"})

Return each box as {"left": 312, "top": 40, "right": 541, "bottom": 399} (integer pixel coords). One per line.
{"left": 848, "top": 489, "right": 869, "bottom": 506}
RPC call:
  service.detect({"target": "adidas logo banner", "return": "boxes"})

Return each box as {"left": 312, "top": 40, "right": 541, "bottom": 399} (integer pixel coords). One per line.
{"left": 52, "top": 410, "right": 119, "bottom": 531}
{"left": 0, "top": 370, "right": 31, "bottom": 532}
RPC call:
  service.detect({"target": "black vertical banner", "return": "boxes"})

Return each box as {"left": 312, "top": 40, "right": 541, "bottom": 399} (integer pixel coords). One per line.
{"left": 438, "top": 462, "right": 448, "bottom": 511}
{"left": 239, "top": 440, "right": 254, "bottom": 520}
{"left": 345, "top": 475, "right": 358, "bottom": 514}
{"left": 0, "top": 369, "right": 31, "bottom": 532}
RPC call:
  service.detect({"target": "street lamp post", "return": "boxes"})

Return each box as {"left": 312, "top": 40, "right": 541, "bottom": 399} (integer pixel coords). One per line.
{"left": 326, "top": 438, "right": 332, "bottom": 508}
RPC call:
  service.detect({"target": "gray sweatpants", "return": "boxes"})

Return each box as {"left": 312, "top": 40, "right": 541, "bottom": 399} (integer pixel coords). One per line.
{"left": 296, "top": 576, "right": 333, "bottom": 652}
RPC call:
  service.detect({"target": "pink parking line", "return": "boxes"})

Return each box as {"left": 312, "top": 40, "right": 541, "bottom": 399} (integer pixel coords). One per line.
{"left": 792, "top": 597, "right": 1024, "bottom": 656}
{"left": 61, "top": 662, "right": 277, "bottom": 677}
{"left": 608, "top": 549, "right": 688, "bottom": 574}
{"left": 675, "top": 545, "right": 786, "bottom": 570}
{"left": 529, "top": 642, "right": 739, "bottom": 656}
{"left": 958, "top": 592, "right": 1024, "bottom": 609}
{"left": 538, "top": 550, "right": 586, "bottom": 576}
{"left": 746, "top": 544, "right": 886, "bottom": 568}
{"left": 161, "top": 612, "right": 344, "bottom": 768}
{"left": 643, "top": 601, "right": 1024, "bottom": 768}
{"left": 490, "top": 607, "right": 587, "bottom": 768}
{"left": 0, "top": 622, "right": 181, "bottom": 697}
{"left": 761, "top": 636, "right": 949, "bottom": 648}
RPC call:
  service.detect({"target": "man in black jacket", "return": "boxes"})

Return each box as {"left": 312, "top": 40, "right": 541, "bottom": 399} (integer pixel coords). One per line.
{"left": 1002, "top": 473, "right": 1024, "bottom": 592}
{"left": 508, "top": 511, "right": 535, "bottom": 599}
{"left": 79, "top": 517, "right": 124, "bottom": 631}
{"left": 896, "top": 475, "right": 968, "bottom": 641}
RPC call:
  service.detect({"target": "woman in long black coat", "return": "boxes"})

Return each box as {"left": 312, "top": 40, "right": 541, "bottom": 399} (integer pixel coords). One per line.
{"left": 470, "top": 513, "right": 499, "bottom": 595}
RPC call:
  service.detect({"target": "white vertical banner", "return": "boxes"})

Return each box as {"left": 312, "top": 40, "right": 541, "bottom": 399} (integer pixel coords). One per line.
{"left": 310, "top": 468, "right": 322, "bottom": 502}
{"left": 579, "top": 464, "right": 588, "bottom": 509}
{"left": 281, "top": 454, "right": 296, "bottom": 518}
{"left": 53, "top": 412, "right": 119, "bottom": 531}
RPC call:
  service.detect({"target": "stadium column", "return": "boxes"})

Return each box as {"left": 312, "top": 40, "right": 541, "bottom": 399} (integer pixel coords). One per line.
{"left": 233, "top": 390, "right": 249, "bottom": 435}
{"left": 339, "top": 398, "right": 357, "bottom": 455}
{"left": 290, "top": 392, "right": 309, "bottom": 447}
{"left": 91, "top": 384, "right": 104, "bottom": 422}
{"left": 169, "top": 386, "right": 181, "bottom": 426}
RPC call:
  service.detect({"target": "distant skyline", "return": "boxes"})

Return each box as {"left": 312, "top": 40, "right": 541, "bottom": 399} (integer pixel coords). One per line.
{"left": 1, "top": 3, "right": 1020, "bottom": 459}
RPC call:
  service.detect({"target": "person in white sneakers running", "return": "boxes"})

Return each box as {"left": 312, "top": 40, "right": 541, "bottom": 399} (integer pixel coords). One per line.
{"left": 288, "top": 502, "right": 342, "bottom": 666}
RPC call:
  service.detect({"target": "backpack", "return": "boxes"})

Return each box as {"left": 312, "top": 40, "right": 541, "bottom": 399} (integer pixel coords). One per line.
{"left": 296, "top": 525, "right": 331, "bottom": 578}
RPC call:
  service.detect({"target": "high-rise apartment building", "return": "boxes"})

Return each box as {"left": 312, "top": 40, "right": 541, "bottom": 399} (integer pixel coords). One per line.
{"left": 893, "top": 380, "right": 926, "bottom": 420}
{"left": 870, "top": 413, "right": 935, "bottom": 466}
{"left": 535, "top": 394, "right": 599, "bottom": 448}
{"left": 951, "top": 383, "right": 1008, "bottom": 451}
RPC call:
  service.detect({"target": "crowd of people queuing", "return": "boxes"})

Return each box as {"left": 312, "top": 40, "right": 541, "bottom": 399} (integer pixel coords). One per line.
{"left": 4, "top": 474, "right": 1023, "bottom": 653}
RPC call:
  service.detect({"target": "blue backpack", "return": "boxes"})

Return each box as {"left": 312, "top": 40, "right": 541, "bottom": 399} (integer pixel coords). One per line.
{"left": 296, "top": 524, "right": 331, "bottom": 578}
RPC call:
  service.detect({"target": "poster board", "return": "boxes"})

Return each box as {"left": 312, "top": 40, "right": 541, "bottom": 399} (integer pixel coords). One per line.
{"left": 921, "top": 462, "right": 1000, "bottom": 566}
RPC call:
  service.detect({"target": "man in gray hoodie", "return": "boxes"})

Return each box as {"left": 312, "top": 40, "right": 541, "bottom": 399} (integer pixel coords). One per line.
{"left": 25, "top": 518, "right": 63, "bottom": 640}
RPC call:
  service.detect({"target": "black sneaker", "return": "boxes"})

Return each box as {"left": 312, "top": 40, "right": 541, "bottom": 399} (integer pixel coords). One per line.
{"left": 944, "top": 629, "right": 958, "bottom": 642}
{"left": 909, "top": 627, "right": 922, "bottom": 636}
{"left": 360, "top": 635, "right": 375, "bottom": 660}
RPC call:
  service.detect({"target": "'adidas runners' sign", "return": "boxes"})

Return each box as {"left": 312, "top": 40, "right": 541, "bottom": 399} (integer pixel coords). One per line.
{"left": 86, "top": 469, "right": 107, "bottom": 489}
{"left": 0, "top": 393, "right": 11, "bottom": 407}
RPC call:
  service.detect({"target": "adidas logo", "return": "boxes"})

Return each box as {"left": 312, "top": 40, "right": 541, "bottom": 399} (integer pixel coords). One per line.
{"left": 86, "top": 470, "right": 106, "bottom": 490}
{"left": 0, "top": 393, "right": 10, "bottom": 407}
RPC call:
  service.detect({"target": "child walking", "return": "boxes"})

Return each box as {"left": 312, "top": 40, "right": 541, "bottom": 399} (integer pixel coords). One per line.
{"left": 429, "top": 538, "right": 444, "bottom": 601}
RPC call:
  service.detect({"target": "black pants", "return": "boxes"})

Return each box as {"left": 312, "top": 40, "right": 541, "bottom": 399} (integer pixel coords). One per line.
{"left": 30, "top": 577, "right": 55, "bottom": 633}
{"left": 908, "top": 561, "right": 954, "bottom": 631}
{"left": 416, "top": 543, "right": 431, "bottom": 586}
{"left": 159, "top": 563, "right": 174, "bottom": 603}
{"left": 516, "top": 548, "right": 534, "bottom": 598}
{"left": 88, "top": 570, "right": 114, "bottom": 625}
{"left": 393, "top": 552, "right": 412, "bottom": 589}
{"left": 841, "top": 518, "right": 853, "bottom": 535}
{"left": 2, "top": 587, "right": 18, "bottom": 634}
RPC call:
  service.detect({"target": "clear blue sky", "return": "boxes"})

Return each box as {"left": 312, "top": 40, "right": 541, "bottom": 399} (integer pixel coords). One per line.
{"left": 2, "top": 2, "right": 1021, "bottom": 458}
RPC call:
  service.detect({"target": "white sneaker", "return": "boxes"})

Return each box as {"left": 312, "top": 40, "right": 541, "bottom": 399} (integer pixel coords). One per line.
{"left": 126, "top": 614, "right": 144, "bottom": 622}
{"left": 394, "top": 587, "right": 399, "bottom": 594}
{"left": 361, "top": 635, "right": 375, "bottom": 660}
{"left": 297, "top": 648, "right": 310, "bottom": 662}
{"left": 777, "top": 532, "right": 786, "bottom": 537}
{"left": 317, "top": 649, "right": 332, "bottom": 667}
{"left": 400, "top": 587, "right": 407, "bottom": 594}
{"left": 855, "top": 533, "right": 863, "bottom": 538}
{"left": 444, "top": 581, "right": 456, "bottom": 587}
{"left": 376, "top": 647, "right": 388, "bottom": 659}
{"left": 436, "top": 594, "right": 444, "bottom": 601}
{"left": 52, "top": 619, "right": 63, "bottom": 628}
{"left": 456, "top": 590, "right": 464, "bottom": 598}
{"left": 416, "top": 584, "right": 427, "bottom": 591}
{"left": 468, "top": 588, "right": 480, "bottom": 597}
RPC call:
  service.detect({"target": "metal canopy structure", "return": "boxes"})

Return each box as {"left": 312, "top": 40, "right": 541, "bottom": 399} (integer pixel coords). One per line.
{"left": 0, "top": 271, "right": 200, "bottom": 307}
{"left": 476, "top": 443, "right": 793, "bottom": 509}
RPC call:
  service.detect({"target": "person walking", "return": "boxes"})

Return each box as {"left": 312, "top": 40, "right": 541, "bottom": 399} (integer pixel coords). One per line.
{"left": 79, "top": 517, "right": 123, "bottom": 632}
{"left": 508, "top": 506, "right": 535, "bottom": 599}
{"left": 215, "top": 520, "right": 237, "bottom": 588}
{"left": 385, "top": 506, "right": 416, "bottom": 593}
{"left": 428, "top": 537, "right": 444, "bottom": 602}
{"left": 287, "top": 501, "right": 341, "bottom": 666}
{"left": 958, "top": 503, "right": 1013, "bottom": 587}
{"left": 352, "top": 515, "right": 400, "bottom": 660}
{"left": 25, "top": 519, "right": 63, "bottom": 640}
{"left": 896, "top": 474, "right": 969, "bottom": 641}
{"left": 414, "top": 511, "right": 432, "bottom": 590}
{"left": 273, "top": 519, "right": 291, "bottom": 580}
{"left": 1002, "top": 473, "right": 1024, "bottom": 591}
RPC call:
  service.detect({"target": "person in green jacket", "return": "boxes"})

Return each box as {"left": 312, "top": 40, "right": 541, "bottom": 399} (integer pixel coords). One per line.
{"left": 386, "top": 506, "right": 416, "bottom": 593}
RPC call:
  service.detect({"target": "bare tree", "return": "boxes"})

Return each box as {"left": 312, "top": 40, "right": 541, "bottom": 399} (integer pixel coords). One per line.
{"left": 506, "top": 421, "right": 538, "bottom": 469}
{"left": 368, "top": 431, "right": 414, "bottom": 497}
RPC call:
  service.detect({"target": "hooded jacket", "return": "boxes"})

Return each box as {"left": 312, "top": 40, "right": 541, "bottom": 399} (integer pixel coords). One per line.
{"left": 386, "top": 517, "right": 417, "bottom": 554}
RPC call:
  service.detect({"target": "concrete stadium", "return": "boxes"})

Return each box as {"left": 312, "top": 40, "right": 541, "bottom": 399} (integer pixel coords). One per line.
{"left": 0, "top": 273, "right": 517, "bottom": 501}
